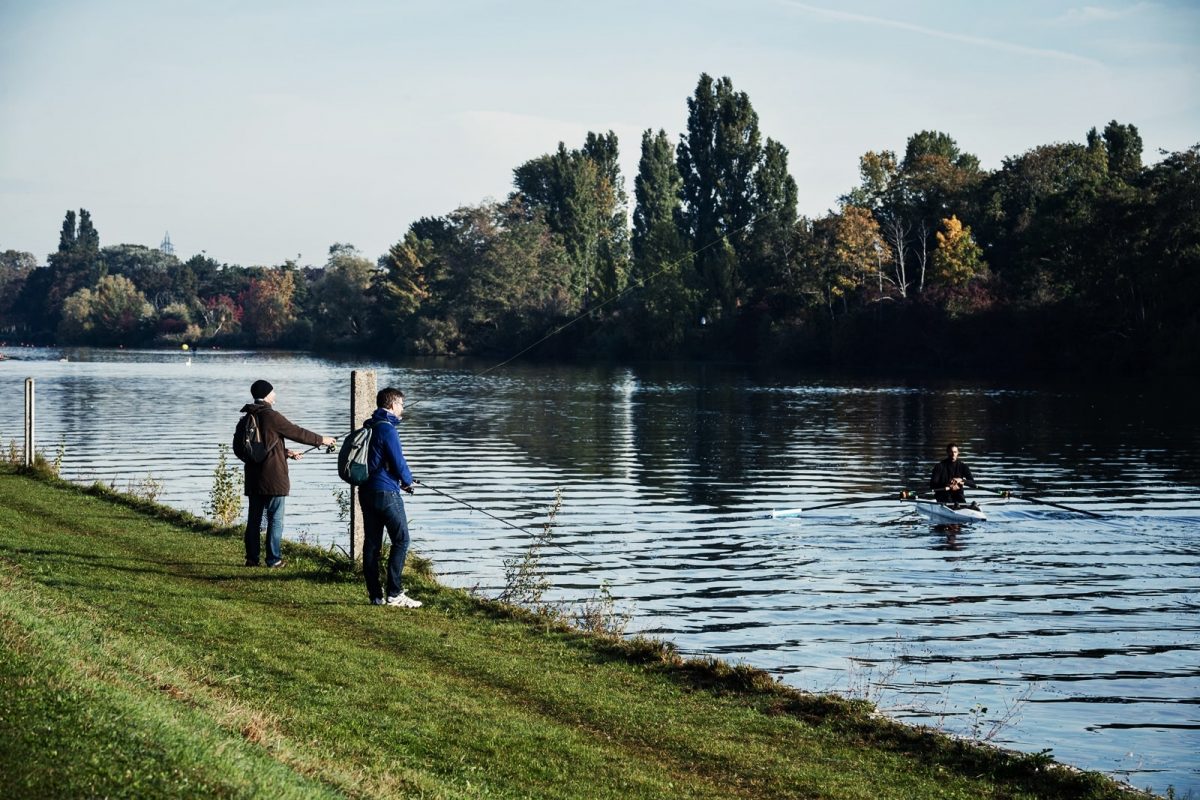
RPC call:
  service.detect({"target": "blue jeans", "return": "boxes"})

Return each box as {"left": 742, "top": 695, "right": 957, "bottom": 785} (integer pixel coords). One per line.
{"left": 361, "top": 490, "right": 410, "bottom": 601}
{"left": 244, "top": 495, "right": 286, "bottom": 566}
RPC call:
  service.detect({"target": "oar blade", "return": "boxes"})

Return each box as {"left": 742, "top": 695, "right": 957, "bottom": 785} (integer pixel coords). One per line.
{"left": 975, "top": 483, "right": 1102, "bottom": 518}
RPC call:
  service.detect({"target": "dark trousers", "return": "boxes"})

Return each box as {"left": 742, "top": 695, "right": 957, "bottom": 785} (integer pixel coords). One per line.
{"left": 935, "top": 489, "right": 967, "bottom": 505}
{"left": 361, "top": 490, "right": 411, "bottom": 601}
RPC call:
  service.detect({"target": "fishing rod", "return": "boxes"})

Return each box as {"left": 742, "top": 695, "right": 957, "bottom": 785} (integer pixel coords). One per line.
{"left": 975, "top": 483, "right": 1103, "bottom": 518}
{"left": 291, "top": 434, "right": 343, "bottom": 457}
{"left": 414, "top": 479, "right": 599, "bottom": 566}
{"left": 295, "top": 410, "right": 411, "bottom": 456}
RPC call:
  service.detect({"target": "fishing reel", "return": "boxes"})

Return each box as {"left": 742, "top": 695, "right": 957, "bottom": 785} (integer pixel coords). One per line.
{"left": 324, "top": 443, "right": 336, "bottom": 454}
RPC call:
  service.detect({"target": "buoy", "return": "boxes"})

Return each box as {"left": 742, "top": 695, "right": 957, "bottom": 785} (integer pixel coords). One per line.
{"left": 181, "top": 343, "right": 189, "bottom": 351}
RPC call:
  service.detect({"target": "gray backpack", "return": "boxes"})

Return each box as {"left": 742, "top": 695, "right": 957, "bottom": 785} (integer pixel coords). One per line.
{"left": 337, "top": 420, "right": 391, "bottom": 485}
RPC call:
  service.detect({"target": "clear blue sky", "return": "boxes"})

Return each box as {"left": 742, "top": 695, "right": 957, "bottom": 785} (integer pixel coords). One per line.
{"left": 2, "top": 0, "right": 1197, "bottom": 267}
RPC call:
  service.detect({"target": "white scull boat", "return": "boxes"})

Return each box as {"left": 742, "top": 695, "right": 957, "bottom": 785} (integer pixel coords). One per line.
{"left": 910, "top": 499, "right": 987, "bottom": 523}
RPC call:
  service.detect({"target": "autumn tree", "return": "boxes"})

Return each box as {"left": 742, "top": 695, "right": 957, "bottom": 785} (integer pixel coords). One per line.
{"left": 931, "top": 215, "right": 987, "bottom": 287}
{"left": 239, "top": 269, "right": 296, "bottom": 345}
{"left": 198, "top": 295, "right": 241, "bottom": 339}
{"left": 900, "top": 131, "right": 983, "bottom": 291}
{"left": 57, "top": 274, "right": 153, "bottom": 345}
{"left": 844, "top": 150, "right": 911, "bottom": 297}
{"left": 802, "top": 206, "right": 883, "bottom": 317}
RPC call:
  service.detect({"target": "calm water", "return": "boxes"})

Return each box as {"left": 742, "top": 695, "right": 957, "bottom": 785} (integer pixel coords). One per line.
{"left": 2, "top": 347, "right": 1197, "bottom": 795}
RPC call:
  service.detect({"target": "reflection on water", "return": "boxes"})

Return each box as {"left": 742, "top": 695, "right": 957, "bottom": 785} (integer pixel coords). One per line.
{"left": 1, "top": 347, "right": 1197, "bottom": 794}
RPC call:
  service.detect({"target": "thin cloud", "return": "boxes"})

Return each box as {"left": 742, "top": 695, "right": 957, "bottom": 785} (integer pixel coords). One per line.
{"left": 1052, "top": 4, "right": 1156, "bottom": 25}
{"left": 779, "top": 1, "right": 1104, "bottom": 67}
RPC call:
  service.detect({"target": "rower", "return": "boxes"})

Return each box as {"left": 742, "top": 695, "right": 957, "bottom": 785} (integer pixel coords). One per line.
{"left": 930, "top": 442, "right": 978, "bottom": 509}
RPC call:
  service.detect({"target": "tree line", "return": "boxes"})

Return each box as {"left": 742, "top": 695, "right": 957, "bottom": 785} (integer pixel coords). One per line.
{"left": 2, "top": 73, "right": 1196, "bottom": 373}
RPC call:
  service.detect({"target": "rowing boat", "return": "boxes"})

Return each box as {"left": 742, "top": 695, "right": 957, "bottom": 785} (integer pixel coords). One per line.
{"left": 910, "top": 499, "right": 987, "bottom": 523}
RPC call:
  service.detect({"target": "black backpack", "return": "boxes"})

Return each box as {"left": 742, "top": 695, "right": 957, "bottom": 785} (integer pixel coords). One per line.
{"left": 233, "top": 411, "right": 271, "bottom": 464}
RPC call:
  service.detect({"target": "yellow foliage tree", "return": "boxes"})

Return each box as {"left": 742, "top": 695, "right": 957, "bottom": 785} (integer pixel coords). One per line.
{"left": 239, "top": 268, "right": 296, "bottom": 345}
{"left": 832, "top": 206, "right": 884, "bottom": 297}
{"left": 932, "top": 215, "right": 986, "bottom": 287}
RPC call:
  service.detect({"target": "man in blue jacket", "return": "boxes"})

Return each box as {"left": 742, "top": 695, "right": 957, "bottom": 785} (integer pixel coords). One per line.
{"left": 361, "top": 387, "right": 422, "bottom": 608}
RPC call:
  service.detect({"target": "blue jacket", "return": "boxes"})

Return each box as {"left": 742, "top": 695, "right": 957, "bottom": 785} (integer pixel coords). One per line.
{"left": 363, "top": 408, "right": 414, "bottom": 492}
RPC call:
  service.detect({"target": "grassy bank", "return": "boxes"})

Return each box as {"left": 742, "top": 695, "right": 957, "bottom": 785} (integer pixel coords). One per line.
{"left": 0, "top": 467, "right": 1148, "bottom": 799}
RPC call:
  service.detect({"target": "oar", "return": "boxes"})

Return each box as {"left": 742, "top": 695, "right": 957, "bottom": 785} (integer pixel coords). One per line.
{"left": 975, "top": 483, "right": 1103, "bottom": 518}
{"left": 771, "top": 492, "right": 907, "bottom": 519}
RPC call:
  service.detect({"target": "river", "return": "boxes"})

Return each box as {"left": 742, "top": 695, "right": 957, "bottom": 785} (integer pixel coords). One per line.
{"left": 1, "top": 346, "right": 1196, "bottom": 795}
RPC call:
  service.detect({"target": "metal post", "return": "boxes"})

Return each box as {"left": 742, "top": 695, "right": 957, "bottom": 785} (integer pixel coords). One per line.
{"left": 349, "top": 370, "right": 377, "bottom": 563}
{"left": 24, "top": 378, "right": 34, "bottom": 467}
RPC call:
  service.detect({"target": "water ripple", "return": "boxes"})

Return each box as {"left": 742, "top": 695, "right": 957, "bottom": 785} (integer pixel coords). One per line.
{"left": 2, "top": 349, "right": 1197, "bottom": 794}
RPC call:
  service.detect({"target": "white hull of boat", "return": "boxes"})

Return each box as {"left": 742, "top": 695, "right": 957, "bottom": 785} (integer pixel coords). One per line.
{"left": 911, "top": 500, "right": 987, "bottom": 523}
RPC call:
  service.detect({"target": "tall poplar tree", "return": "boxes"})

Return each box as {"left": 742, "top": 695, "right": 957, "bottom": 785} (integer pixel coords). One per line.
{"left": 631, "top": 129, "right": 684, "bottom": 277}
{"left": 630, "top": 129, "right": 692, "bottom": 350}
{"left": 745, "top": 138, "right": 798, "bottom": 300}
{"left": 676, "top": 74, "right": 763, "bottom": 318}
{"left": 45, "top": 208, "right": 105, "bottom": 330}
{"left": 1101, "top": 120, "right": 1143, "bottom": 182}
{"left": 583, "top": 131, "right": 631, "bottom": 301}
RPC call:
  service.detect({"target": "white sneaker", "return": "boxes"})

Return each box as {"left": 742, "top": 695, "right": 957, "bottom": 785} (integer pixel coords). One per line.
{"left": 385, "top": 592, "right": 422, "bottom": 608}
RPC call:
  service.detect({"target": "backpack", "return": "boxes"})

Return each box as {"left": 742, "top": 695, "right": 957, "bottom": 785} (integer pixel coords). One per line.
{"left": 233, "top": 411, "right": 271, "bottom": 464}
{"left": 337, "top": 420, "right": 391, "bottom": 485}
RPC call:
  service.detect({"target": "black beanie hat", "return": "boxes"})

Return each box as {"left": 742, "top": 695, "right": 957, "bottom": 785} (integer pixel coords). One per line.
{"left": 251, "top": 379, "right": 274, "bottom": 400}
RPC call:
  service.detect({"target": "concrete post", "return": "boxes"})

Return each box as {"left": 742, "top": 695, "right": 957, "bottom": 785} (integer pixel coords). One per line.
{"left": 24, "top": 378, "right": 34, "bottom": 467}
{"left": 349, "top": 370, "right": 377, "bottom": 563}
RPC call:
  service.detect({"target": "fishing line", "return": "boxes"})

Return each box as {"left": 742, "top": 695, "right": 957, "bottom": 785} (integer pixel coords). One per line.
{"left": 415, "top": 479, "right": 600, "bottom": 567}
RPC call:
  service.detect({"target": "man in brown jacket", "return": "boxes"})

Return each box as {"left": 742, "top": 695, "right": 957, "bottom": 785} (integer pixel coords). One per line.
{"left": 241, "top": 379, "right": 335, "bottom": 567}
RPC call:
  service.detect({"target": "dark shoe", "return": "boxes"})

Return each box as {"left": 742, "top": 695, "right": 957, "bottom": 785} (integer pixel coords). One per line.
{"left": 267, "top": 560, "right": 286, "bottom": 569}
{"left": 370, "top": 597, "right": 385, "bottom": 605}
{"left": 244, "top": 561, "right": 260, "bottom": 567}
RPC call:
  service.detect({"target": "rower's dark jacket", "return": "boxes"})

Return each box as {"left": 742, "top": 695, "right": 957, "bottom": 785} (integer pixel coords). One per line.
{"left": 239, "top": 401, "right": 324, "bottom": 496}
{"left": 930, "top": 457, "right": 975, "bottom": 501}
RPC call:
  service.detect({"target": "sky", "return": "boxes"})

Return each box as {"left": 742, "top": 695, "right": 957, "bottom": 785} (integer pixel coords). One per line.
{"left": 1, "top": 0, "right": 1198, "bottom": 268}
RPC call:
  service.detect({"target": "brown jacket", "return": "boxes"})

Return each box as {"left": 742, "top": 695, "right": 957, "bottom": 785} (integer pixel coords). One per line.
{"left": 240, "top": 402, "right": 325, "bottom": 496}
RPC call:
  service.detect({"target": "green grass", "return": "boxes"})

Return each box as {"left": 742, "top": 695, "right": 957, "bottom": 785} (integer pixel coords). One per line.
{"left": 0, "top": 467, "right": 1148, "bottom": 799}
